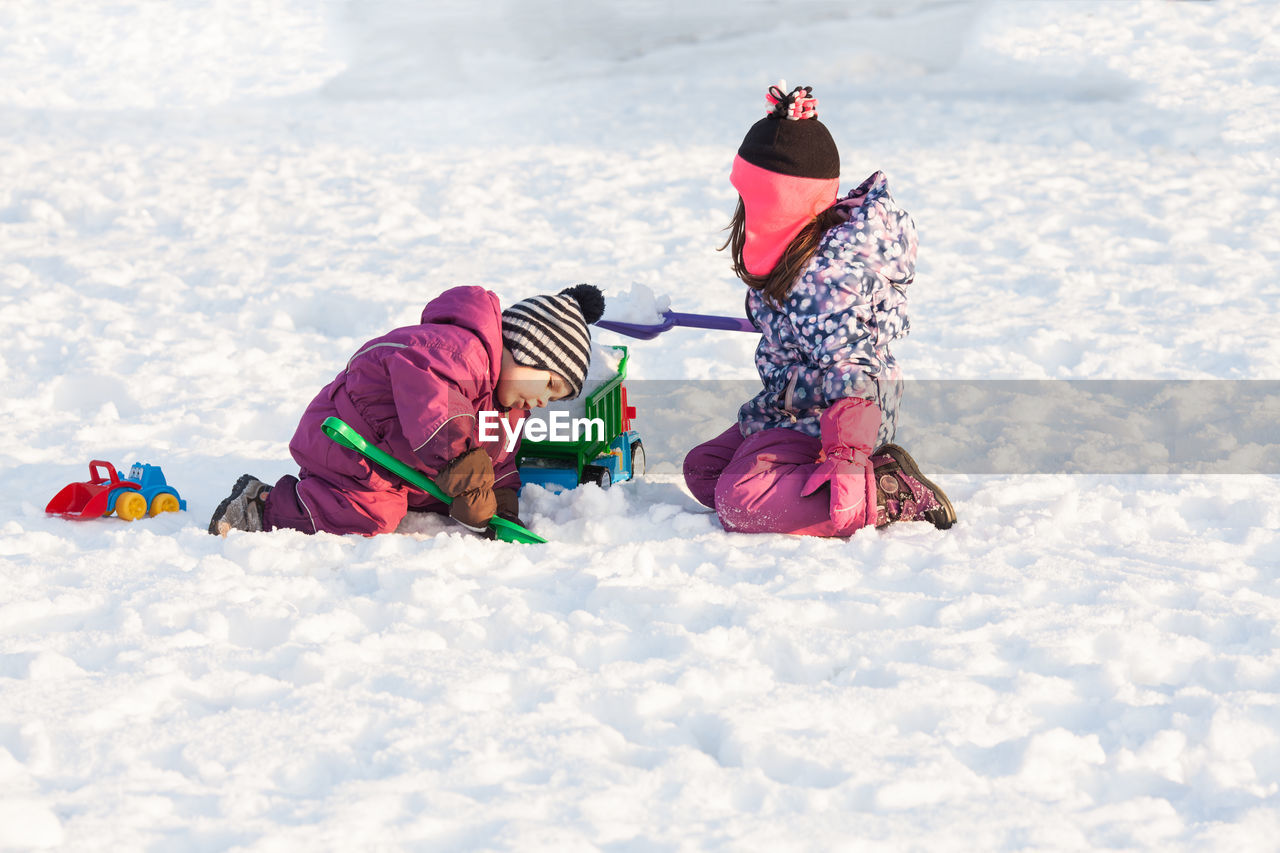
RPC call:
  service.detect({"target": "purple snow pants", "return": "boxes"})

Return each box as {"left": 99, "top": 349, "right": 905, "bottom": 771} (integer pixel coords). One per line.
{"left": 263, "top": 473, "right": 445, "bottom": 536}
{"left": 683, "top": 424, "right": 876, "bottom": 538}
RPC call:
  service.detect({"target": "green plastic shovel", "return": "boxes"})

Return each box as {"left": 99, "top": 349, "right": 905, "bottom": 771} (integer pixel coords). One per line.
{"left": 321, "top": 416, "right": 547, "bottom": 544}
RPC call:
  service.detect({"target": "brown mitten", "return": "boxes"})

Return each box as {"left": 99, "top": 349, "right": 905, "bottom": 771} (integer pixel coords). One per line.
{"left": 436, "top": 448, "right": 497, "bottom": 531}
{"left": 494, "top": 487, "right": 520, "bottom": 521}
{"left": 492, "top": 486, "right": 530, "bottom": 532}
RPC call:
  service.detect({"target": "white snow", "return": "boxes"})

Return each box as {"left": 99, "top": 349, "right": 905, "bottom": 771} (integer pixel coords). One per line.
{"left": 600, "top": 282, "right": 672, "bottom": 326}
{"left": 586, "top": 342, "right": 624, "bottom": 382}
{"left": 3, "top": 0, "right": 1280, "bottom": 849}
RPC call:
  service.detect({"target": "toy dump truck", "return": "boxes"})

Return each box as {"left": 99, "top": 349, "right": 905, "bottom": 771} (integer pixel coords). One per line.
{"left": 46, "top": 461, "right": 186, "bottom": 521}
{"left": 516, "top": 345, "right": 643, "bottom": 492}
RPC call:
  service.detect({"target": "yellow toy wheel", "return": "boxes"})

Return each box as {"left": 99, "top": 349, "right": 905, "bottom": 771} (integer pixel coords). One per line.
{"left": 149, "top": 493, "right": 180, "bottom": 516}
{"left": 115, "top": 491, "right": 147, "bottom": 521}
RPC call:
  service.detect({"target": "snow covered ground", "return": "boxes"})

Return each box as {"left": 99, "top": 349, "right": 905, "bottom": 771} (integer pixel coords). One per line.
{"left": 2, "top": 0, "right": 1279, "bottom": 849}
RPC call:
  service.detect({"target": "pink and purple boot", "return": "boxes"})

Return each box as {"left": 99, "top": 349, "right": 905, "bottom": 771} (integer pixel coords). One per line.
{"left": 871, "top": 444, "right": 956, "bottom": 530}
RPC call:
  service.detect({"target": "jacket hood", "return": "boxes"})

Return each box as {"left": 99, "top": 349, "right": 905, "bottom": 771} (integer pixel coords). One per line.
{"left": 829, "top": 171, "right": 915, "bottom": 286}
{"left": 418, "top": 285, "right": 505, "bottom": 386}
{"left": 832, "top": 171, "right": 888, "bottom": 217}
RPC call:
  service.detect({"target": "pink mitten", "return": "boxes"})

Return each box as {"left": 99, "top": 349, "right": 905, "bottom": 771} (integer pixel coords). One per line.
{"left": 800, "top": 398, "right": 882, "bottom": 531}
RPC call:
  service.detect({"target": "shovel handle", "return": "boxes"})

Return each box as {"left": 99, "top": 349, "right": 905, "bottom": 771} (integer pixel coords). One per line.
{"left": 595, "top": 311, "right": 757, "bottom": 339}
{"left": 666, "top": 312, "right": 758, "bottom": 333}
{"left": 322, "top": 418, "right": 450, "bottom": 503}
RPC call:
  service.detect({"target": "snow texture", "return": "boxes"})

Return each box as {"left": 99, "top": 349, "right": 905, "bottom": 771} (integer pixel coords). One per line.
{"left": 600, "top": 282, "right": 672, "bottom": 326}
{"left": 2, "top": 0, "right": 1280, "bottom": 850}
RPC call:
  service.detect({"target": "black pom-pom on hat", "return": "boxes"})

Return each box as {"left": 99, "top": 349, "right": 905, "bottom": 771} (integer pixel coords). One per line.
{"left": 561, "top": 283, "right": 605, "bottom": 325}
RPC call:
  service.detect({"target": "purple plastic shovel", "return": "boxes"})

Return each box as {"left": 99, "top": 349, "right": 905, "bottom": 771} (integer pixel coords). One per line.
{"left": 595, "top": 311, "right": 757, "bottom": 340}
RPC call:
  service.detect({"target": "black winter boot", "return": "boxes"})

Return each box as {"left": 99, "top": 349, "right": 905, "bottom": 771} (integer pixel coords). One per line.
{"left": 208, "top": 474, "right": 272, "bottom": 535}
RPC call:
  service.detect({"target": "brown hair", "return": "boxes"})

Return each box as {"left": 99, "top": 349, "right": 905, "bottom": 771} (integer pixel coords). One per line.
{"left": 720, "top": 198, "right": 847, "bottom": 305}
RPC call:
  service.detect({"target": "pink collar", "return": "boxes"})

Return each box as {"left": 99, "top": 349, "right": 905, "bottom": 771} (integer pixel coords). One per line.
{"left": 730, "top": 156, "right": 839, "bottom": 276}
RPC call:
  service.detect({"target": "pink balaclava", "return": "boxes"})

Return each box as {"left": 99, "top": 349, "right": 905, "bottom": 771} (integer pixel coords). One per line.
{"left": 730, "top": 84, "right": 841, "bottom": 276}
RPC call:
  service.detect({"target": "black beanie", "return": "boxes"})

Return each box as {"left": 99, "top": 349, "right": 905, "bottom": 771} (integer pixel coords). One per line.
{"left": 736, "top": 84, "right": 839, "bottom": 179}
{"left": 501, "top": 284, "right": 605, "bottom": 400}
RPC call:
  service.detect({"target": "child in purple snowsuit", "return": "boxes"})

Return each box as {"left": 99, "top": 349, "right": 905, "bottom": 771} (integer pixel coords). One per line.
{"left": 209, "top": 284, "right": 605, "bottom": 537}
{"left": 683, "top": 84, "right": 955, "bottom": 537}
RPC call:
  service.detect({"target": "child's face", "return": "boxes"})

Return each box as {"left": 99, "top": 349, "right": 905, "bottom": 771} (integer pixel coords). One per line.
{"left": 497, "top": 348, "right": 572, "bottom": 410}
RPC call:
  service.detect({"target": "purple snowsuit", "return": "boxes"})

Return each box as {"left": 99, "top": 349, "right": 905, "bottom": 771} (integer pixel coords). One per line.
{"left": 264, "top": 286, "right": 524, "bottom": 535}
{"left": 684, "top": 172, "right": 917, "bottom": 536}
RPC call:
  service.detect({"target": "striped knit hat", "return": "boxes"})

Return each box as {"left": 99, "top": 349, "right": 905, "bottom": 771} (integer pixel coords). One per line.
{"left": 501, "top": 284, "right": 606, "bottom": 399}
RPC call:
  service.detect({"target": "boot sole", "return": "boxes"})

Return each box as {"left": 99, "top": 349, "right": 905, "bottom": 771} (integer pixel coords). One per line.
{"left": 208, "top": 473, "right": 261, "bottom": 536}
{"left": 876, "top": 444, "right": 956, "bottom": 530}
